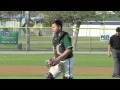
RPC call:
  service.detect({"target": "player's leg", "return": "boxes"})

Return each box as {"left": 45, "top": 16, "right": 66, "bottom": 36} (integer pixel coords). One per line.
{"left": 45, "top": 63, "right": 62, "bottom": 79}
{"left": 112, "top": 49, "right": 120, "bottom": 78}
{"left": 117, "top": 51, "right": 120, "bottom": 76}
{"left": 62, "top": 57, "right": 74, "bottom": 79}
{"left": 45, "top": 72, "right": 55, "bottom": 79}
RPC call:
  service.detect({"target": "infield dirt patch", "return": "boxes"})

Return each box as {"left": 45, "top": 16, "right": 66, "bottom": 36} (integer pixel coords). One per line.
{"left": 0, "top": 66, "right": 113, "bottom": 75}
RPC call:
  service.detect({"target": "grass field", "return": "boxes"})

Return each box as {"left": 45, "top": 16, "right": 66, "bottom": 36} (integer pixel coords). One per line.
{"left": 0, "top": 54, "right": 115, "bottom": 79}
{"left": 0, "top": 54, "right": 113, "bottom": 66}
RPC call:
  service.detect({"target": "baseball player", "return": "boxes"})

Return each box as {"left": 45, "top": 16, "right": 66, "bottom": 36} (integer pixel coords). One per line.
{"left": 45, "top": 19, "right": 74, "bottom": 79}
{"left": 108, "top": 27, "right": 120, "bottom": 78}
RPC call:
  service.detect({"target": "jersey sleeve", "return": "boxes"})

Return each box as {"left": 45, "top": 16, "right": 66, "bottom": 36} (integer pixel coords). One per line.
{"left": 63, "top": 34, "right": 73, "bottom": 49}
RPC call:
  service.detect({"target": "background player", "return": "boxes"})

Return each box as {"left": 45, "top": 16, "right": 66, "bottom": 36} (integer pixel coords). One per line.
{"left": 108, "top": 27, "right": 120, "bottom": 78}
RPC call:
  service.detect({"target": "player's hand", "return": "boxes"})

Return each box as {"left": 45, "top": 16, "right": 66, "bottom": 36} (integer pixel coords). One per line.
{"left": 45, "top": 58, "right": 60, "bottom": 68}
{"left": 50, "top": 58, "right": 60, "bottom": 66}
{"left": 108, "top": 53, "right": 111, "bottom": 57}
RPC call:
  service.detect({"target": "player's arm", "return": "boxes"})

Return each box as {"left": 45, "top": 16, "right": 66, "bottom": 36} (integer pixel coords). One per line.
{"left": 108, "top": 44, "right": 111, "bottom": 57}
{"left": 108, "top": 36, "right": 112, "bottom": 57}
{"left": 56, "top": 48, "right": 72, "bottom": 61}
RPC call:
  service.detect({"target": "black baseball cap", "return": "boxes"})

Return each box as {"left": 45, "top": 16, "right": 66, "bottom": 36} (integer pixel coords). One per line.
{"left": 116, "top": 27, "right": 120, "bottom": 32}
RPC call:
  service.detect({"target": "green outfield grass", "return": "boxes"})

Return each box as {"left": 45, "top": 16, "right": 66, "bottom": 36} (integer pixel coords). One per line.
{"left": 0, "top": 54, "right": 115, "bottom": 79}
{"left": 0, "top": 43, "right": 108, "bottom": 51}
{"left": 18, "top": 36, "right": 101, "bottom": 41}
{"left": 0, "top": 54, "right": 113, "bottom": 66}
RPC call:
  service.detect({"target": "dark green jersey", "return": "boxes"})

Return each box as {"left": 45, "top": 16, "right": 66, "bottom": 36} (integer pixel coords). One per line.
{"left": 52, "top": 31, "right": 73, "bottom": 61}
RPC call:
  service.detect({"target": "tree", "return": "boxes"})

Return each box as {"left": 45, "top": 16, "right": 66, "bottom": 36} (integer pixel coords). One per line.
{"left": 95, "top": 11, "right": 116, "bottom": 34}
{"left": 0, "top": 11, "right": 20, "bottom": 18}
{"left": 38, "top": 11, "right": 97, "bottom": 50}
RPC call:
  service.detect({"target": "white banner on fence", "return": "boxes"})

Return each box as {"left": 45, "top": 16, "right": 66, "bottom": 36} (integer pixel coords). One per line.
{"left": 100, "top": 34, "right": 110, "bottom": 42}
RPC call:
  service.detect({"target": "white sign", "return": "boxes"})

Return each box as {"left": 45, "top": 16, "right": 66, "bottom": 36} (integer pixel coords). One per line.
{"left": 100, "top": 34, "right": 110, "bottom": 42}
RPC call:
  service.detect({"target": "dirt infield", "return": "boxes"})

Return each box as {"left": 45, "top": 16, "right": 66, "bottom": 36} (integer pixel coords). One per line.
{"left": 0, "top": 66, "right": 113, "bottom": 75}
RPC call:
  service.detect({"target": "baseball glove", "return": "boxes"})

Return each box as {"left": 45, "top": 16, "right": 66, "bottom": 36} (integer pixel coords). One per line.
{"left": 45, "top": 58, "right": 60, "bottom": 68}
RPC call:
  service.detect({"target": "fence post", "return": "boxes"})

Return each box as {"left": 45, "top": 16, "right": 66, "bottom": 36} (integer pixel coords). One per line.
{"left": 89, "top": 28, "right": 91, "bottom": 53}
{"left": 25, "top": 11, "right": 30, "bottom": 51}
{"left": 18, "top": 43, "right": 22, "bottom": 50}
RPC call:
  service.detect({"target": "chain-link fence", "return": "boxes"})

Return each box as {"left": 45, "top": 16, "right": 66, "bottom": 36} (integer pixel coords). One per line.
{"left": 0, "top": 26, "right": 115, "bottom": 52}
